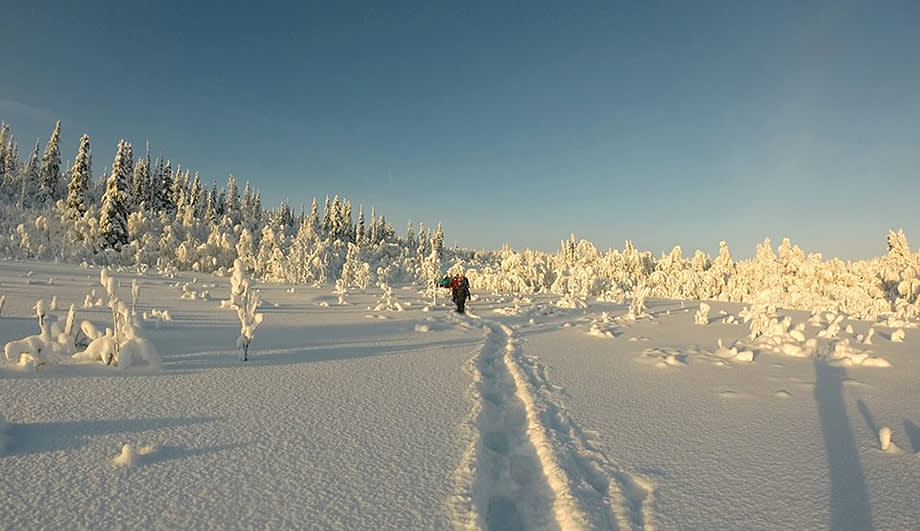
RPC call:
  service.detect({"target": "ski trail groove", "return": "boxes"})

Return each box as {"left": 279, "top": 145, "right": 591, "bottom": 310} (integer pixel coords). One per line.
{"left": 448, "top": 318, "right": 559, "bottom": 530}
{"left": 503, "top": 324, "right": 656, "bottom": 531}
{"left": 448, "top": 313, "right": 655, "bottom": 530}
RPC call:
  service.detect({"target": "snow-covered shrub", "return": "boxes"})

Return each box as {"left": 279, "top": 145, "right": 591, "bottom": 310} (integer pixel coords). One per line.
{"left": 228, "top": 259, "right": 263, "bottom": 361}
{"left": 4, "top": 300, "right": 85, "bottom": 365}
{"left": 374, "top": 280, "right": 404, "bottom": 312}
{"left": 695, "top": 302, "right": 711, "bottom": 325}
{"left": 624, "top": 283, "right": 649, "bottom": 320}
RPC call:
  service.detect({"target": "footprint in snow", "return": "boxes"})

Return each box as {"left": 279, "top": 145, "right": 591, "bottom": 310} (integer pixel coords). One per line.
{"left": 774, "top": 390, "right": 792, "bottom": 399}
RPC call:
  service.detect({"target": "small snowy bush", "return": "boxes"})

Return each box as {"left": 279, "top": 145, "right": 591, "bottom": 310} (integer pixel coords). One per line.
{"left": 695, "top": 302, "right": 711, "bottom": 325}
{"left": 228, "top": 259, "right": 263, "bottom": 361}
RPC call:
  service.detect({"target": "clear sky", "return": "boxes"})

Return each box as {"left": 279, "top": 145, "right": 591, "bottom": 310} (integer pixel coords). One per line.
{"left": 2, "top": 1, "right": 918, "bottom": 259}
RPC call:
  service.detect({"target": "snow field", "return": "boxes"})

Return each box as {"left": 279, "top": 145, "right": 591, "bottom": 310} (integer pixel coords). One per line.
{"left": 518, "top": 298, "right": 920, "bottom": 530}
{"left": 0, "top": 262, "right": 478, "bottom": 529}
{"left": 2, "top": 262, "right": 920, "bottom": 529}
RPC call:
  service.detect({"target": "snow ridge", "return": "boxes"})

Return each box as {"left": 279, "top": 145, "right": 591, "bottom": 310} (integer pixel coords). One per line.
{"left": 501, "top": 324, "right": 656, "bottom": 530}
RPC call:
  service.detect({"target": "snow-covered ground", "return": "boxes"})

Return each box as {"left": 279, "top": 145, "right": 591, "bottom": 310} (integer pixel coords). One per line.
{"left": 1, "top": 260, "right": 919, "bottom": 530}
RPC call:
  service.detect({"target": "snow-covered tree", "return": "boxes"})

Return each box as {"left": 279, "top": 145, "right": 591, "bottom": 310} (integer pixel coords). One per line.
{"left": 225, "top": 174, "right": 240, "bottom": 222}
{"left": 98, "top": 141, "right": 133, "bottom": 250}
{"left": 64, "top": 134, "right": 92, "bottom": 218}
{"left": 228, "top": 259, "right": 263, "bottom": 361}
{"left": 154, "top": 160, "right": 173, "bottom": 212}
{"left": 0, "top": 122, "right": 9, "bottom": 191}
{"left": 421, "top": 243, "right": 442, "bottom": 304}
{"left": 339, "top": 242, "right": 363, "bottom": 290}
{"left": 19, "top": 139, "right": 41, "bottom": 209}
{"left": 355, "top": 204, "right": 365, "bottom": 245}
{"left": 37, "top": 120, "right": 63, "bottom": 205}
{"left": 131, "top": 150, "right": 151, "bottom": 210}
{"left": 432, "top": 223, "right": 444, "bottom": 259}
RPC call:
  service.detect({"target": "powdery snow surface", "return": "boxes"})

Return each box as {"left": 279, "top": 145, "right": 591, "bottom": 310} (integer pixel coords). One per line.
{"left": 2, "top": 261, "right": 920, "bottom": 529}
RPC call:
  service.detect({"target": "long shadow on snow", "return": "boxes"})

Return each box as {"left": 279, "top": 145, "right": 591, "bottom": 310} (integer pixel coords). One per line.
{"left": 904, "top": 420, "right": 920, "bottom": 453}
{"left": 4, "top": 416, "right": 219, "bottom": 457}
{"left": 165, "top": 336, "right": 482, "bottom": 372}
{"left": 132, "top": 442, "right": 247, "bottom": 466}
{"left": 814, "top": 361, "right": 873, "bottom": 530}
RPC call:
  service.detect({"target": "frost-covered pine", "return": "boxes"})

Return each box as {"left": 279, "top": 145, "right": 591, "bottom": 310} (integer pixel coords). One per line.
{"left": 368, "top": 206, "right": 378, "bottom": 244}
{"left": 241, "top": 181, "right": 253, "bottom": 222}
{"left": 225, "top": 174, "right": 240, "bottom": 222}
{"left": 37, "top": 120, "right": 62, "bottom": 205}
{"left": 18, "top": 139, "right": 40, "bottom": 209}
{"left": 339, "top": 242, "right": 362, "bottom": 290}
{"left": 205, "top": 183, "right": 218, "bottom": 224}
{"left": 355, "top": 204, "right": 365, "bottom": 245}
{"left": 189, "top": 172, "right": 203, "bottom": 217}
{"left": 421, "top": 245, "right": 441, "bottom": 304}
{"left": 0, "top": 122, "right": 9, "bottom": 185}
{"left": 154, "top": 159, "right": 173, "bottom": 212}
{"left": 131, "top": 150, "right": 151, "bottom": 210}
{"left": 432, "top": 223, "right": 444, "bottom": 259}
{"left": 229, "top": 259, "right": 263, "bottom": 361}
{"left": 65, "top": 133, "right": 92, "bottom": 218}
{"left": 99, "top": 141, "right": 133, "bottom": 250}
{"left": 341, "top": 200, "right": 352, "bottom": 241}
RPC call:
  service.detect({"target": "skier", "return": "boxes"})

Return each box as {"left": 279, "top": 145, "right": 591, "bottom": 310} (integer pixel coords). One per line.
{"left": 450, "top": 272, "right": 471, "bottom": 313}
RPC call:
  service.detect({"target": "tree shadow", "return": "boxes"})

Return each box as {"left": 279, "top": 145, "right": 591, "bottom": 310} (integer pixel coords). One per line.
{"left": 164, "top": 334, "right": 482, "bottom": 372}
{"left": 856, "top": 399, "right": 878, "bottom": 436}
{"left": 5, "top": 416, "right": 218, "bottom": 456}
{"left": 136, "top": 442, "right": 246, "bottom": 466}
{"left": 904, "top": 420, "right": 920, "bottom": 453}
{"left": 814, "top": 361, "right": 873, "bottom": 530}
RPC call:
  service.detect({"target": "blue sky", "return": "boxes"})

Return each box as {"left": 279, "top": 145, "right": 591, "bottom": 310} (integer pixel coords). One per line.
{"left": 2, "top": 1, "right": 918, "bottom": 259}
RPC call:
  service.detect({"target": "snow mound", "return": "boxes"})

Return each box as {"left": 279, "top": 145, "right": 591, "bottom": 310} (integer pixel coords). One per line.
{"left": 824, "top": 339, "right": 891, "bottom": 368}
{"left": 112, "top": 444, "right": 155, "bottom": 467}
{"left": 879, "top": 427, "right": 893, "bottom": 451}
{"left": 713, "top": 339, "right": 755, "bottom": 362}
{"left": 587, "top": 323, "right": 617, "bottom": 338}
{"left": 118, "top": 337, "right": 162, "bottom": 370}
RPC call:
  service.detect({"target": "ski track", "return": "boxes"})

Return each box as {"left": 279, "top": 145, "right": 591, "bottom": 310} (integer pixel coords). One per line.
{"left": 449, "top": 311, "right": 655, "bottom": 530}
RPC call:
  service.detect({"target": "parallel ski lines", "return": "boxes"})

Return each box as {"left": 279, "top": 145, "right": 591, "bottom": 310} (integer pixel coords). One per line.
{"left": 448, "top": 313, "right": 655, "bottom": 530}
{"left": 503, "top": 324, "right": 655, "bottom": 530}
{"left": 448, "top": 320, "right": 558, "bottom": 530}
